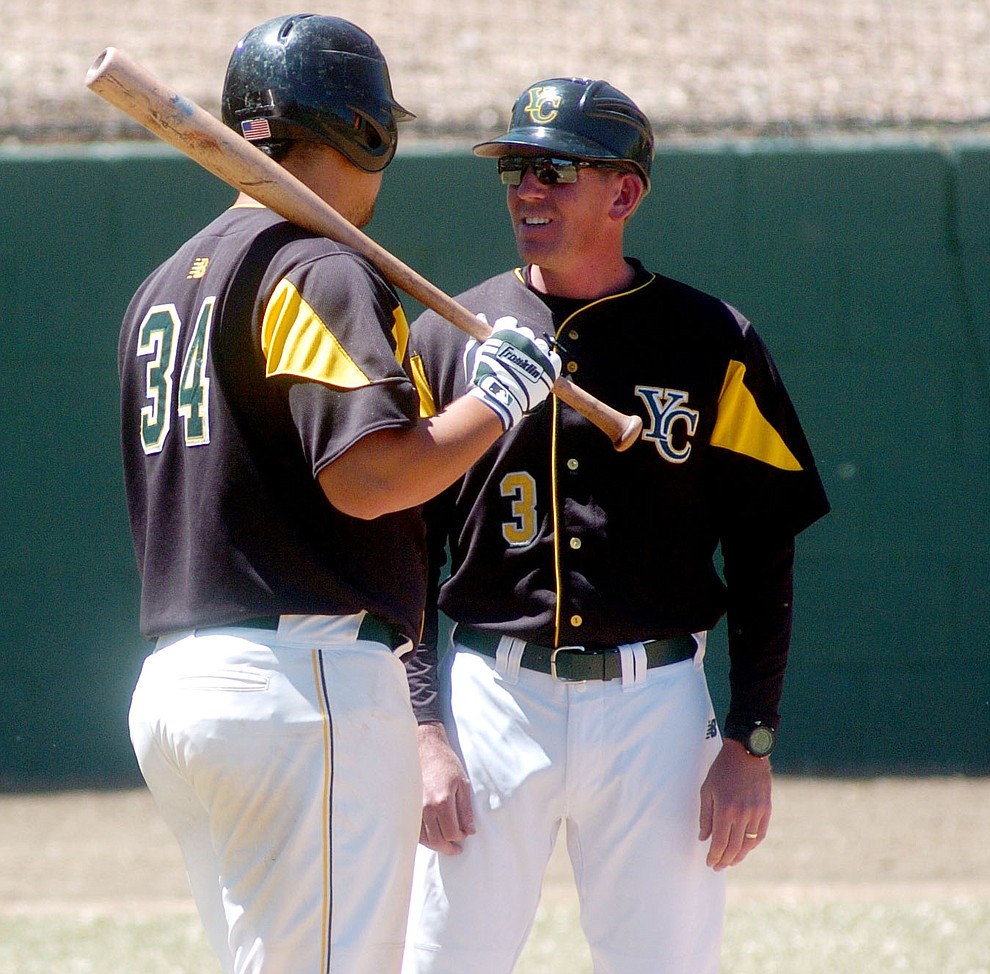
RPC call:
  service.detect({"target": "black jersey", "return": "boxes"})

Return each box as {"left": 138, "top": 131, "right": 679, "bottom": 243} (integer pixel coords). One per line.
{"left": 120, "top": 206, "right": 425, "bottom": 643}
{"left": 407, "top": 262, "right": 829, "bottom": 724}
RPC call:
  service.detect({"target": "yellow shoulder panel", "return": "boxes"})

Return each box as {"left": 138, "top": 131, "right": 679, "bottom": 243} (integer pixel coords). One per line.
{"left": 261, "top": 279, "right": 370, "bottom": 388}
{"left": 408, "top": 353, "right": 438, "bottom": 418}
{"left": 710, "top": 360, "right": 803, "bottom": 471}
{"left": 391, "top": 305, "right": 409, "bottom": 366}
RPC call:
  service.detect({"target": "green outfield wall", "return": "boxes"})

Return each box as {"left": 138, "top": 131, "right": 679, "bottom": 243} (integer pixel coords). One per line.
{"left": 1, "top": 138, "right": 987, "bottom": 787}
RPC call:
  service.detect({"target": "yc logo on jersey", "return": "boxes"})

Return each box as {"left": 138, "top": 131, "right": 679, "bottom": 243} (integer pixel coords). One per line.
{"left": 634, "top": 386, "right": 699, "bottom": 463}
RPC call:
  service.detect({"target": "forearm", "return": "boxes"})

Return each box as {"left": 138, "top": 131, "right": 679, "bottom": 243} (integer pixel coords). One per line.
{"left": 721, "top": 535, "right": 796, "bottom": 738}
{"left": 318, "top": 395, "right": 502, "bottom": 519}
{"left": 406, "top": 638, "right": 443, "bottom": 724}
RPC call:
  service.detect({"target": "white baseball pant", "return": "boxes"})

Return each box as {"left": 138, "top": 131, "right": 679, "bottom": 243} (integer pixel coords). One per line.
{"left": 129, "top": 615, "right": 422, "bottom": 974}
{"left": 403, "top": 634, "right": 725, "bottom": 974}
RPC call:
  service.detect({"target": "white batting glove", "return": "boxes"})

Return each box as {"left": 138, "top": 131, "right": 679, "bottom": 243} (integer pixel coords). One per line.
{"left": 463, "top": 315, "right": 562, "bottom": 431}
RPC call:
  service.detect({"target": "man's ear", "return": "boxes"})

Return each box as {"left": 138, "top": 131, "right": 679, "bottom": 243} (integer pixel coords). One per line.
{"left": 610, "top": 172, "right": 647, "bottom": 222}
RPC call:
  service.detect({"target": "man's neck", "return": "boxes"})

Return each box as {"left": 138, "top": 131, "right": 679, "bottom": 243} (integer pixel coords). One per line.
{"left": 529, "top": 257, "right": 636, "bottom": 300}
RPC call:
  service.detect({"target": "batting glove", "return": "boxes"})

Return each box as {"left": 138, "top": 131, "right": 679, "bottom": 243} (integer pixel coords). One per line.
{"left": 464, "top": 315, "right": 562, "bottom": 431}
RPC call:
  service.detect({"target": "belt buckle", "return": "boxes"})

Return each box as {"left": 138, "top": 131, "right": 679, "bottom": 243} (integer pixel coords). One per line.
{"left": 550, "top": 646, "right": 586, "bottom": 682}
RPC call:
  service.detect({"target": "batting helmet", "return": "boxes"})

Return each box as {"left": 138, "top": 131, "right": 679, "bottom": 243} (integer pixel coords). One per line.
{"left": 473, "top": 78, "right": 654, "bottom": 190}
{"left": 221, "top": 13, "right": 414, "bottom": 172}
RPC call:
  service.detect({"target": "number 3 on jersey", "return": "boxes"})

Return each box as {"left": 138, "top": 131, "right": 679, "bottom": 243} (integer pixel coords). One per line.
{"left": 136, "top": 297, "right": 216, "bottom": 455}
{"left": 500, "top": 471, "right": 538, "bottom": 547}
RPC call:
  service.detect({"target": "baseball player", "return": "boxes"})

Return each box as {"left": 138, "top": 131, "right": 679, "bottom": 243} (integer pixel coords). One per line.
{"left": 121, "top": 17, "right": 560, "bottom": 974}
{"left": 402, "top": 78, "right": 830, "bottom": 974}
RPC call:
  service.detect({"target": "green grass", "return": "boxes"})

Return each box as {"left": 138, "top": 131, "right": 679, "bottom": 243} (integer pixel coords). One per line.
{"left": 0, "top": 914, "right": 215, "bottom": 974}
{"left": 2, "top": 898, "right": 988, "bottom": 974}
{"left": 519, "top": 897, "right": 990, "bottom": 974}
{"left": 721, "top": 898, "right": 990, "bottom": 974}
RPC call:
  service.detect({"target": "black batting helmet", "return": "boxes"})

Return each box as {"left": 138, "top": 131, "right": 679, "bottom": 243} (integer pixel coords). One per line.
{"left": 221, "top": 13, "right": 414, "bottom": 172}
{"left": 474, "top": 78, "right": 654, "bottom": 190}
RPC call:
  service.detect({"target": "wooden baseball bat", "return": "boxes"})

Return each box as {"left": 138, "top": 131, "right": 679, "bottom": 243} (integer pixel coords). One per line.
{"left": 84, "top": 47, "right": 643, "bottom": 451}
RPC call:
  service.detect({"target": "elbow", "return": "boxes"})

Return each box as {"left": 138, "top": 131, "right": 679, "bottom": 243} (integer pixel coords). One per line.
{"left": 317, "top": 468, "right": 404, "bottom": 520}
{"left": 323, "top": 483, "right": 395, "bottom": 520}
{"left": 317, "top": 434, "right": 422, "bottom": 520}
{"left": 333, "top": 494, "right": 397, "bottom": 520}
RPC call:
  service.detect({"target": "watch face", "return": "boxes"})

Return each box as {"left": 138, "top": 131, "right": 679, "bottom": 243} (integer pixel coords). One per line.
{"left": 747, "top": 725, "right": 775, "bottom": 757}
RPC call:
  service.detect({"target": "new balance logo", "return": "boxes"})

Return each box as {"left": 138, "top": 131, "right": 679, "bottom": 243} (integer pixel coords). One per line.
{"left": 705, "top": 719, "right": 719, "bottom": 740}
{"left": 187, "top": 257, "right": 210, "bottom": 280}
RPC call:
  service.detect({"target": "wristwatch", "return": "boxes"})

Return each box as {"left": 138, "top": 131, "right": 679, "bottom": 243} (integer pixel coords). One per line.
{"left": 741, "top": 722, "right": 776, "bottom": 758}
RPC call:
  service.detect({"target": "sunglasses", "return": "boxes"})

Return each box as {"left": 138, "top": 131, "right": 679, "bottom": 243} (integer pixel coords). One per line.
{"left": 496, "top": 155, "right": 630, "bottom": 186}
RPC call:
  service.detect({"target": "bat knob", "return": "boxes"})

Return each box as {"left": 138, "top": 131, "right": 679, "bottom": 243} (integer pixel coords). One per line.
{"left": 613, "top": 415, "right": 643, "bottom": 452}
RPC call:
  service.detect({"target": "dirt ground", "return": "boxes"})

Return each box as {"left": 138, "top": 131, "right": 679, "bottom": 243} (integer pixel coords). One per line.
{"left": 1, "top": 777, "right": 987, "bottom": 916}
{"left": 4, "top": 0, "right": 990, "bottom": 144}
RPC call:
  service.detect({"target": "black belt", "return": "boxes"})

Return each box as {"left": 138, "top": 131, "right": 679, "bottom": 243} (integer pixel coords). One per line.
{"left": 197, "top": 615, "right": 281, "bottom": 632}
{"left": 193, "top": 614, "right": 403, "bottom": 649}
{"left": 454, "top": 625, "right": 696, "bottom": 682}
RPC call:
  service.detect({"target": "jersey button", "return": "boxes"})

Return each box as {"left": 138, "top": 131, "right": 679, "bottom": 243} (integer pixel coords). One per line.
{"left": 570, "top": 614, "right": 583, "bottom": 627}
{"left": 566, "top": 361, "right": 579, "bottom": 374}
{"left": 566, "top": 458, "right": 579, "bottom": 471}
{"left": 569, "top": 537, "right": 582, "bottom": 550}
{"left": 567, "top": 329, "right": 579, "bottom": 341}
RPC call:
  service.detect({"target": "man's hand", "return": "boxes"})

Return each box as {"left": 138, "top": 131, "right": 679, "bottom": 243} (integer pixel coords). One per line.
{"left": 464, "top": 315, "right": 562, "bottom": 431}
{"left": 699, "top": 738, "right": 772, "bottom": 870}
{"left": 417, "top": 721, "right": 476, "bottom": 855}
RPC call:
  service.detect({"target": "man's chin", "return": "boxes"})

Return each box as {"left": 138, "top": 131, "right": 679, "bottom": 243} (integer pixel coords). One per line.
{"left": 513, "top": 234, "right": 552, "bottom": 265}
{"left": 346, "top": 200, "right": 376, "bottom": 230}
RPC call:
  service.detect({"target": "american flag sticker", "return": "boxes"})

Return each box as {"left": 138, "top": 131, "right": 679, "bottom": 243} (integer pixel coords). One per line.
{"left": 241, "top": 118, "right": 272, "bottom": 140}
